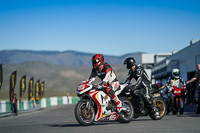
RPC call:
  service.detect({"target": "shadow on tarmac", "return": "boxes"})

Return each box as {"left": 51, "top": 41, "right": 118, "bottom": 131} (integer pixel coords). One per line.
{"left": 49, "top": 121, "right": 120, "bottom": 127}
{"left": 49, "top": 124, "right": 81, "bottom": 127}
{"left": 49, "top": 104, "right": 200, "bottom": 128}
{"left": 175, "top": 113, "right": 200, "bottom": 117}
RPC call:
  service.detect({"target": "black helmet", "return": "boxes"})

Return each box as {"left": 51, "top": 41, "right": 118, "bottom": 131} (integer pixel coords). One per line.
{"left": 123, "top": 57, "right": 136, "bottom": 69}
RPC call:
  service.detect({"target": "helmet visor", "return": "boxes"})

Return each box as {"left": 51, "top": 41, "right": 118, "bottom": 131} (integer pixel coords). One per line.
{"left": 173, "top": 71, "right": 180, "bottom": 76}
{"left": 126, "top": 64, "right": 133, "bottom": 69}
{"left": 92, "top": 59, "right": 99, "bottom": 66}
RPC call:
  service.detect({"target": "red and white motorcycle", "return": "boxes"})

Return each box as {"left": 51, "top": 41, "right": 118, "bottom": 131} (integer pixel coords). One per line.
{"left": 171, "top": 83, "right": 186, "bottom": 114}
{"left": 74, "top": 78, "right": 134, "bottom": 126}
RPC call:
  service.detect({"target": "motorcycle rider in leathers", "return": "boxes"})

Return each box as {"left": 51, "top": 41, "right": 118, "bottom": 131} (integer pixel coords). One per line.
{"left": 88, "top": 54, "right": 122, "bottom": 112}
{"left": 166, "top": 68, "right": 185, "bottom": 114}
{"left": 123, "top": 57, "right": 159, "bottom": 115}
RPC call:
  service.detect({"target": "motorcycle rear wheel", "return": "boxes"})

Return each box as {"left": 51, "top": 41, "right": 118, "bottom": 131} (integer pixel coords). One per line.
{"left": 118, "top": 97, "right": 134, "bottom": 123}
{"left": 149, "top": 97, "right": 165, "bottom": 120}
{"left": 74, "top": 99, "right": 95, "bottom": 126}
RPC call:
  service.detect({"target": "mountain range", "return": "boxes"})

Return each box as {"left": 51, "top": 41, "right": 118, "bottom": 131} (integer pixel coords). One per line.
{"left": 0, "top": 50, "right": 143, "bottom": 66}
{"left": 0, "top": 50, "right": 143, "bottom": 99}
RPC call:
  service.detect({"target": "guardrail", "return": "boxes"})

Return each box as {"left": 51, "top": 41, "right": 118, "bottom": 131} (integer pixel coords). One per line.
{"left": 0, "top": 96, "right": 80, "bottom": 115}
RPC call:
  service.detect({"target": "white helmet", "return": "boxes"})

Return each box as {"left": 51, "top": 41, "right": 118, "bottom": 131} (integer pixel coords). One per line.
{"left": 172, "top": 69, "right": 180, "bottom": 79}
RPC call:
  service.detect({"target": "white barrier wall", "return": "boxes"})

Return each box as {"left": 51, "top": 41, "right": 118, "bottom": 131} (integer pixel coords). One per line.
{"left": 63, "top": 96, "right": 68, "bottom": 104}
{"left": 68, "top": 96, "right": 72, "bottom": 104}
{"left": 0, "top": 101, "right": 6, "bottom": 112}
{"left": 50, "top": 97, "right": 58, "bottom": 106}
{"left": 41, "top": 98, "right": 46, "bottom": 108}
{"left": 0, "top": 96, "right": 75, "bottom": 113}
{"left": 24, "top": 101, "right": 28, "bottom": 110}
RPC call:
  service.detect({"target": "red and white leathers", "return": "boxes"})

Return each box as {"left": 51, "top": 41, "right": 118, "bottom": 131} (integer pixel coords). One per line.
{"left": 89, "top": 62, "right": 122, "bottom": 112}
{"left": 167, "top": 76, "right": 184, "bottom": 93}
{"left": 167, "top": 75, "right": 185, "bottom": 105}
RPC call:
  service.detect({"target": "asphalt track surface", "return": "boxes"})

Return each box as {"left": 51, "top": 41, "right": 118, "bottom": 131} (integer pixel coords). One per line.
{"left": 0, "top": 104, "right": 200, "bottom": 133}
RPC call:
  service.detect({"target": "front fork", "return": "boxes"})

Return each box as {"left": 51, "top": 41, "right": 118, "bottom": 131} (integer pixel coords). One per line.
{"left": 174, "top": 97, "right": 184, "bottom": 109}
{"left": 86, "top": 98, "right": 92, "bottom": 113}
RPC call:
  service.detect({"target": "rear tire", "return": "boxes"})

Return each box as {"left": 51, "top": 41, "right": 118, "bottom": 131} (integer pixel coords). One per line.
{"left": 74, "top": 99, "right": 95, "bottom": 126}
{"left": 149, "top": 97, "right": 165, "bottom": 120}
{"left": 118, "top": 97, "right": 134, "bottom": 123}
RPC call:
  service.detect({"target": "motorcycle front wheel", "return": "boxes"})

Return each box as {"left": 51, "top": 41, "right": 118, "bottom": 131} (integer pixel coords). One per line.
{"left": 172, "top": 98, "right": 179, "bottom": 115}
{"left": 74, "top": 99, "right": 95, "bottom": 126}
{"left": 179, "top": 97, "right": 184, "bottom": 114}
{"left": 117, "top": 97, "right": 134, "bottom": 123}
{"left": 149, "top": 97, "right": 166, "bottom": 120}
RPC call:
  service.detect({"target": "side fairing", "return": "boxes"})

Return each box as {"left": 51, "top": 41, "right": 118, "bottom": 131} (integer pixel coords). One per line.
{"left": 88, "top": 90, "right": 112, "bottom": 121}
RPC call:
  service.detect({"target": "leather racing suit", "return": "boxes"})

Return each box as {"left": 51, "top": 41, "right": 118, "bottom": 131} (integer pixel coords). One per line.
{"left": 89, "top": 62, "right": 121, "bottom": 112}
{"left": 167, "top": 75, "right": 185, "bottom": 109}
{"left": 167, "top": 76, "right": 184, "bottom": 92}
{"left": 125, "top": 64, "right": 154, "bottom": 109}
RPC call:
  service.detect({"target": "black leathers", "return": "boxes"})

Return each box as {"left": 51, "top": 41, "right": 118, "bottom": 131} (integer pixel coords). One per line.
{"left": 125, "top": 64, "right": 153, "bottom": 107}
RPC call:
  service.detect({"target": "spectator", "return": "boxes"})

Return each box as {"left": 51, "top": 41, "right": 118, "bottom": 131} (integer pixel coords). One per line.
{"left": 186, "top": 83, "right": 195, "bottom": 106}
{"left": 186, "top": 64, "right": 200, "bottom": 114}
{"left": 11, "top": 94, "right": 18, "bottom": 116}
{"left": 31, "top": 97, "right": 36, "bottom": 108}
{"left": 66, "top": 93, "right": 70, "bottom": 104}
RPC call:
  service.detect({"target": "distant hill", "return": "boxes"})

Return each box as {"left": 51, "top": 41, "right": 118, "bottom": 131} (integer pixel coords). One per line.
{"left": 0, "top": 50, "right": 143, "bottom": 66}
{"left": 0, "top": 50, "right": 143, "bottom": 99}
{"left": 0, "top": 61, "right": 134, "bottom": 100}
{"left": 0, "top": 61, "right": 133, "bottom": 99}
{"left": 0, "top": 61, "right": 88, "bottom": 99}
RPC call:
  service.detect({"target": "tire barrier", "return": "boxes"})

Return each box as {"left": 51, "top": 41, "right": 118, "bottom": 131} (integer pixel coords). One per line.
{"left": 0, "top": 96, "right": 79, "bottom": 114}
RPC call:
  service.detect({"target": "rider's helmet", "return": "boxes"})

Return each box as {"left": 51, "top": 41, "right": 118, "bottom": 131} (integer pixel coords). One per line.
{"left": 123, "top": 57, "right": 136, "bottom": 69}
{"left": 91, "top": 54, "right": 104, "bottom": 68}
{"left": 172, "top": 68, "right": 180, "bottom": 79}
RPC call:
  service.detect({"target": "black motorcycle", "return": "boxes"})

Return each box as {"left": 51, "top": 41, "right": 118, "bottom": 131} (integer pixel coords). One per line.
{"left": 119, "top": 84, "right": 166, "bottom": 120}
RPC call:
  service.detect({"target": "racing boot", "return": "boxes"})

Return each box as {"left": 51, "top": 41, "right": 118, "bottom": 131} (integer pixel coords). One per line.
{"left": 145, "top": 97, "right": 159, "bottom": 116}
{"left": 152, "top": 106, "right": 160, "bottom": 116}
{"left": 112, "top": 95, "right": 122, "bottom": 113}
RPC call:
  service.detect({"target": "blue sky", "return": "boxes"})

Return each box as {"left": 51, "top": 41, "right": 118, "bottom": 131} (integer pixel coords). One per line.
{"left": 0, "top": 0, "right": 200, "bottom": 56}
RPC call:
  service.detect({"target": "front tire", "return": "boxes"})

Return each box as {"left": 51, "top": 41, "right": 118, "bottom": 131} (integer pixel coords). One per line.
{"left": 118, "top": 97, "right": 134, "bottom": 123}
{"left": 172, "top": 105, "right": 178, "bottom": 115}
{"left": 179, "top": 97, "right": 184, "bottom": 114}
{"left": 172, "top": 99, "right": 178, "bottom": 115}
{"left": 74, "top": 99, "right": 95, "bottom": 126}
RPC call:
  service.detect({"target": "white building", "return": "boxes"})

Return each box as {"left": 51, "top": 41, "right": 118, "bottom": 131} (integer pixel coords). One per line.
{"left": 141, "top": 54, "right": 155, "bottom": 80}
{"left": 152, "top": 39, "right": 200, "bottom": 84}
{"left": 139, "top": 53, "right": 171, "bottom": 81}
